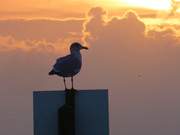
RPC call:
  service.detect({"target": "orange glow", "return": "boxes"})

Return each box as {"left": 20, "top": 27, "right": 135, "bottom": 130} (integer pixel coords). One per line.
{"left": 0, "top": 0, "right": 180, "bottom": 22}
{"left": 116, "top": 0, "right": 172, "bottom": 11}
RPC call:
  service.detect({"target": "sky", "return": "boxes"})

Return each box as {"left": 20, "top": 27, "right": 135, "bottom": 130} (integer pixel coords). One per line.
{"left": 1, "top": 0, "right": 180, "bottom": 135}
{"left": 1, "top": 0, "right": 180, "bottom": 19}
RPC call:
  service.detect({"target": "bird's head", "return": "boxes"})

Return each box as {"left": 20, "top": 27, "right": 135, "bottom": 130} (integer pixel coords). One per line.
{"left": 70, "top": 42, "right": 88, "bottom": 53}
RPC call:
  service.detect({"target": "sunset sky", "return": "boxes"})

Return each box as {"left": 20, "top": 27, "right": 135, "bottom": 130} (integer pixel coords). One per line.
{"left": 1, "top": 1, "right": 180, "bottom": 135}
{"left": 1, "top": 0, "right": 180, "bottom": 19}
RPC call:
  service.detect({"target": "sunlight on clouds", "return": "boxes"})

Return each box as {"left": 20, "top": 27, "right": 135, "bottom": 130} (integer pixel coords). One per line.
{"left": 143, "top": 18, "right": 180, "bottom": 26}
{"left": 83, "top": 7, "right": 180, "bottom": 47}
{"left": 1, "top": 0, "right": 180, "bottom": 20}
{"left": 119, "top": 0, "right": 172, "bottom": 10}
{"left": 0, "top": 35, "right": 81, "bottom": 54}
{"left": 88, "top": 0, "right": 171, "bottom": 11}
{"left": 0, "top": 7, "right": 180, "bottom": 53}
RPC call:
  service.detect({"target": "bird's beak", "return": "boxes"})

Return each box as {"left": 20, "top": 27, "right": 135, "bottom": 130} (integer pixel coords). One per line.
{"left": 81, "top": 46, "right": 88, "bottom": 50}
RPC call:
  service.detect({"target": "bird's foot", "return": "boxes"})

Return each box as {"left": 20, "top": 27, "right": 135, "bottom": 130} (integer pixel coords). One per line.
{"left": 65, "top": 88, "right": 77, "bottom": 92}
{"left": 71, "top": 88, "right": 78, "bottom": 93}
{"left": 65, "top": 88, "right": 71, "bottom": 91}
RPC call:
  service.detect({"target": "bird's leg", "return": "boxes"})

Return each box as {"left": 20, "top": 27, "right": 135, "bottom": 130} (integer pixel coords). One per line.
{"left": 63, "top": 77, "right": 67, "bottom": 90}
{"left": 71, "top": 76, "right": 74, "bottom": 90}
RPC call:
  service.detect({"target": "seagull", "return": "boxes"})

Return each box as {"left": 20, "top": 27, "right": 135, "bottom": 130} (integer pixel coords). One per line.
{"left": 49, "top": 42, "right": 88, "bottom": 90}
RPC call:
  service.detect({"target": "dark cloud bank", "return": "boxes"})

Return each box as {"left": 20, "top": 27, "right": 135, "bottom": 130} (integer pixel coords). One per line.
{"left": 1, "top": 7, "right": 180, "bottom": 135}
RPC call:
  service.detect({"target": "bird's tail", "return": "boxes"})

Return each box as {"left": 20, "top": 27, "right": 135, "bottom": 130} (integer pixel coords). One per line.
{"left": 48, "top": 70, "right": 55, "bottom": 75}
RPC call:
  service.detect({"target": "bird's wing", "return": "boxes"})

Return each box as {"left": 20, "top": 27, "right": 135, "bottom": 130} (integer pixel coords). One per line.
{"left": 53, "top": 55, "right": 71, "bottom": 71}
{"left": 56, "top": 55, "right": 72, "bottom": 64}
{"left": 53, "top": 54, "right": 81, "bottom": 73}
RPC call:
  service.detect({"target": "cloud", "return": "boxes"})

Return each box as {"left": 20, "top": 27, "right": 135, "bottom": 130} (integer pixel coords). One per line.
{"left": 147, "top": 26, "right": 180, "bottom": 45}
{"left": 0, "top": 19, "right": 83, "bottom": 41}
{"left": 0, "top": 35, "right": 82, "bottom": 54}
{"left": 0, "top": 18, "right": 84, "bottom": 53}
{"left": 81, "top": 7, "right": 180, "bottom": 135}
{"left": 83, "top": 7, "right": 180, "bottom": 47}
{"left": 169, "top": 0, "right": 180, "bottom": 16}
{"left": 83, "top": 8, "right": 146, "bottom": 46}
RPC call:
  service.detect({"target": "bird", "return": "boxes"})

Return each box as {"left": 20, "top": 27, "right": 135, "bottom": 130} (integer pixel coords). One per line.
{"left": 49, "top": 42, "right": 88, "bottom": 90}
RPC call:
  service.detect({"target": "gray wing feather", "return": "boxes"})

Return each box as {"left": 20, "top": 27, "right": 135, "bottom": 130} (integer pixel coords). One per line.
{"left": 53, "top": 54, "right": 81, "bottom": 76}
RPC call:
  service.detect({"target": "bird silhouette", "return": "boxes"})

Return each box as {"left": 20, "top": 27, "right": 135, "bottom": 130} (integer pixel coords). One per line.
{"left": 49, "top": 42, "right": 88, "bottom": 90}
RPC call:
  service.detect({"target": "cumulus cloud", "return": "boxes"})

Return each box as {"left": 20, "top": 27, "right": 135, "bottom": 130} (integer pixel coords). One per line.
{"left": 80, "top": 7, "right": 180, "bottom": 135}
{"left": 83, "top": 7, "right": 180, "bottom": 46}
{"left": 82, "top": 7, "right": 180, "bottom": 82}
